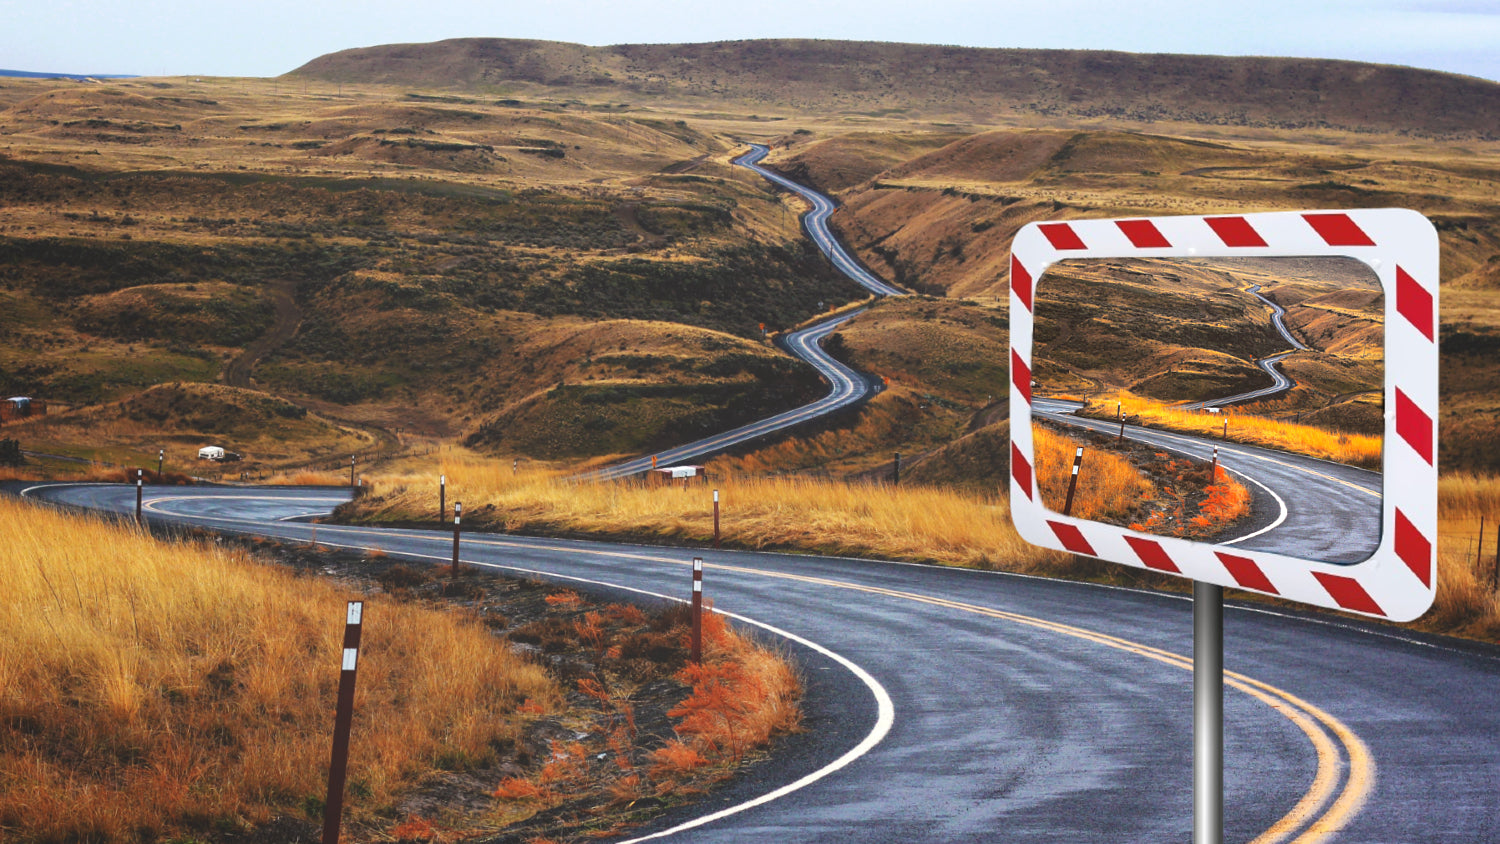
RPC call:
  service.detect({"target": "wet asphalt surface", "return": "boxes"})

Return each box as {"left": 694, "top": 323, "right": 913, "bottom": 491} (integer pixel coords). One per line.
{"left": 12, "top": 481, "right": 1500, "bottom": 843}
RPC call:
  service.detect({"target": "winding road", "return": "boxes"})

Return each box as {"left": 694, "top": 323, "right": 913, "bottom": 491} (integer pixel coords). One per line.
{"left": 16, "top": 481, "right": 1500, "bottom": 843}
{"left": 12, "top": 147, "right": 1490, "bottom": 843}
{"left": 584, "top": 145, "right": 904, "bottom": 480}
{"left": 1180, "top": 283, "right": 1308, "bottom": 411}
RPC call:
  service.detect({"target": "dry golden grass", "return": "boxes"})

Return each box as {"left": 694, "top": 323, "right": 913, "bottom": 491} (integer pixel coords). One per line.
{"left": 1426, "top": 543, "right": 1500, "bottom": 641}
{"left": 1436, "top": 472, "right": 1500, "bottom": 638}
{"left": 261, "top": 469, "right": 352, "bottom": 486}
{"left": 1102, "top": 391, "right": 1382, "bottom": 469}
{"left": 1033, "top": 425, "right": 1153, "bottom": 523}
{"left": 362, "top": 451, "right": 1058, "bottom": 571}
{"left": 0, "top": 498, "right": 558, "bottom": 843}
{"left": 351, "top": 452, "right": 1500, "bottom": 643}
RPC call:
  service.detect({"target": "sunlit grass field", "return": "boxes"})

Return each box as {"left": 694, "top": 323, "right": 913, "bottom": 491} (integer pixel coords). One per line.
{"left": 0, "top": 498, "right": 559, "bottom": 842}
{"left": 355, "top": 449, "right": 1500, "bottom": 642}
{"left": 1096, "top": 390, "right": 1383, "bottom": 469}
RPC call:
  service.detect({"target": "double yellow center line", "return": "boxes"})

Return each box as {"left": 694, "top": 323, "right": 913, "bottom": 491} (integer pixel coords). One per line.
{"left": 165, "top": 504, "right": 1375, "bottom": 843}
{"left": 443, "top": 532, "right": 1375, "bottom": 844}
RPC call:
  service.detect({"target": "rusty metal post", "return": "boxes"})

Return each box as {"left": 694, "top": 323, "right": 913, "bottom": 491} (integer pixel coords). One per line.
{"left": 321, "top": 601, "right": 364, "bottom": 844}
{"left": 1062, "top": 447, "right": 1084, "bottom": 516}
{"left": 713, "top": 489, "right": 721, "bottom": 549}
{"left": 691, "top": 557, "right": 703, "bottom": 664}
{"left": 1479, "top": 516, "right": 1487, "bottom": 573}
{"left": 451, "top": 502, "right": 462, "bottom": 575}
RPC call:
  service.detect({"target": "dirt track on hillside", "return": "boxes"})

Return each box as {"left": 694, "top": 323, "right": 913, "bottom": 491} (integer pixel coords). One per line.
{"left": 223, "top": 281, "right": 301, "bottom": 389}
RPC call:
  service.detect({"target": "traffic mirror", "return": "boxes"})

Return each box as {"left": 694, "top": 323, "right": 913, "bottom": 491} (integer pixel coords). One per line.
{"left": 1009, "top": 210, "right": 1438, "bottom": 621}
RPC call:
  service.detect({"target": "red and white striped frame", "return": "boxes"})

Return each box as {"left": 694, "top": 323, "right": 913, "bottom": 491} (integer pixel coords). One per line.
{"left": 1009, "top": 209, "right": 1439, "bottom": 622}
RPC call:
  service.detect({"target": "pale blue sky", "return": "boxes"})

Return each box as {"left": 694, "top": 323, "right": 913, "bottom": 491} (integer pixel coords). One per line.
{"left": 3, "top": 0, "right": 1498, "bottom": 82}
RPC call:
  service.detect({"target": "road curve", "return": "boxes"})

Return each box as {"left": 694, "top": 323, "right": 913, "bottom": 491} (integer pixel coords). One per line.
{"left": 583, "top": 313, "right": 878, "bottom": 480}
{"left": 17, "top": 481, "right": 1500, "bottom": 843}
{"left": 584, "top": 145, "right": 904, "bottom": 480}
{"left": 1034, "top": 398, "right": 1381, "bottom": 564}
{"left": 1181, "top": 283, "right": 1307, "bottom": 411}
{"left": 734, "top": 144, "right": 906, "bottom": 298}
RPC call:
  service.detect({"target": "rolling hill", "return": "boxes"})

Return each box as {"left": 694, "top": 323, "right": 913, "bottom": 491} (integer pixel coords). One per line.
{"left": 290, "top": 38, "right": 1500, "bottom": 139}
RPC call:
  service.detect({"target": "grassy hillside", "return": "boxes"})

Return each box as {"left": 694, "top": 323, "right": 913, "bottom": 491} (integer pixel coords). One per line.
{"left": 761, "top": 127, "right": 1500, "bottom": 471}
{"left": 0, "top": 75, "right": 860, "bottom": 470}
{"left": 3, "top": 45, "right": 1499, "bottom": 478}
{"left": 290, "top": 38, "right": 1500, "bottom": 139}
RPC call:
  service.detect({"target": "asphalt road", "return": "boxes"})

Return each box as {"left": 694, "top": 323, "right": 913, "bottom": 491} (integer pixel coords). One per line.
{"left": 583, "top": 145, "right": 903, "bottom": 480}
{"left": 733, "top": 144, "right": 906, "bottom": 298}
{"left": 18, "top": 481, "right": 1500, "bottom": 843}
{"left": 1181, "top": 284, "right": 1308, "bottom": 411}
{"left": 1033, "top": 398, "right": 1382, "bottom": 564}
{"left": 583, "top": 311, "right": 879, "bottom": 481}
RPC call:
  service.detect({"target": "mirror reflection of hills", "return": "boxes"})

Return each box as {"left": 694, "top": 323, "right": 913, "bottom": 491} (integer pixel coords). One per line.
{"left": 1030, "top": 256, "right": 1384, "bottom": 564}
{"left": 1033, "top": 257, "right": 1382, "bottom": 433}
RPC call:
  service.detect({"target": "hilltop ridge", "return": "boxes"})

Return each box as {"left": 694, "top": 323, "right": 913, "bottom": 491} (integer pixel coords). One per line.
{"left": 289, "top": 37, "right": 1500, "bottom": 139}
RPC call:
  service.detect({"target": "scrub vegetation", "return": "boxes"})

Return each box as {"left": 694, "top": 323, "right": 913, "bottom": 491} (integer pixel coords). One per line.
{"left": 0, "top": 498, "right": 804, "bottom": 843}
{"left": 0, "top": 497, "right": 558, "bottom": 843}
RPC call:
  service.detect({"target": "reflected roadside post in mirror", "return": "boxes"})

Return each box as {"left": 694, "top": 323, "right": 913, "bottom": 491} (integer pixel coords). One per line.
{"left": 1009, "top": 209, "right": 1439, "bottom": 844}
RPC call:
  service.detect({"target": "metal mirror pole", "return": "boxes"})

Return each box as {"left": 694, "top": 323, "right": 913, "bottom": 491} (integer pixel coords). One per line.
{"left": 1195, "top": 580, "right": 1224, "bottom": 844}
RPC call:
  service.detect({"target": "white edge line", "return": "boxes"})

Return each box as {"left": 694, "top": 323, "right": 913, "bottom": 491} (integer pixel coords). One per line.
{"left": 1212, "top": 463, "right": 1289, "bottom": 545}
{"left": 1035, "top": 411, "right": 1290, "bottom": 545}
{"left": 267, "top": 534, "right": 897, "bottom": 843}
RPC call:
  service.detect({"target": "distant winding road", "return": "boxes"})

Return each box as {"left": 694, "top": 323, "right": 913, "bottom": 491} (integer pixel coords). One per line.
{"left": 1180, "top": 283, "right": 1307, "bottom": 411}
{"left": 585, "top": 145, "right": 904, "bottom": 480}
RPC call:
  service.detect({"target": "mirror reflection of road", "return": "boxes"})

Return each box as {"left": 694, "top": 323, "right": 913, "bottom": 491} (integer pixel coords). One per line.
{"left": 585, "top": 144, "right": 904, "bottom": 480}
{"left": 1034, "top": 398, "right": 1382, "bottom": 564}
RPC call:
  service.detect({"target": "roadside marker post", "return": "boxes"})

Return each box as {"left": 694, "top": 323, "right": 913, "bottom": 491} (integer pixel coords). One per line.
{"left": 713, "top": 490, "right": 721, "bottom": 549}
{"left": 349, "top": 456, "right": 355, "bottom": 489}
{"left": 135, "top": 469, "right": 143, "bottom": 524}
{"left": 439, "top": 474, "right": 446, "bottom": 525}
{"left": 691, "top": 557, "right": 704, "bottom": 664}
{"left": 1211, "top": 446, "right": 1219, "bottom": 477}
{"left": 157, "top": 449, "right": 164, "bottom": 483}
{"left": 451, "top": 502, "right": 462, "bottom": 575}
{"left": 1062, "top": 447, "right": 1084, "bottom": 516}
{"left": 321, "top": 601, "right": 364, "bottom": 844}
{"left": 1478, "top": 516, "right": 1486, "bottom": 574}
{"left": 893, "top": 452, "right": 901, "bottom": 485}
